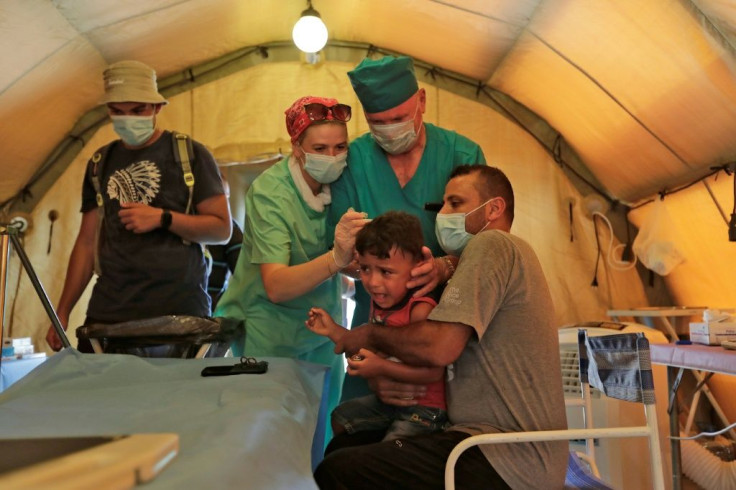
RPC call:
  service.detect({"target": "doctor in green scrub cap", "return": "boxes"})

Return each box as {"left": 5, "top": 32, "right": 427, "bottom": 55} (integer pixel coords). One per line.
{"left": 216, "top": 96, "right": 369, "bottom": 425}
{"left": 329, "top": 56, "right": 486, "bottom": 400}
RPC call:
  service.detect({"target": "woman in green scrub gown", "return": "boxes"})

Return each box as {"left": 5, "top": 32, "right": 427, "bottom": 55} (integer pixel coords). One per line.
{"left": 216, "top": 96, "right": 368, "bottom": 439}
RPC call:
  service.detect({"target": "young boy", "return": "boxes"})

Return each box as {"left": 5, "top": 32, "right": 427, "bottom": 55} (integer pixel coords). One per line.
{"left": 306, "top": 211, "right": 447, "bottom": 441}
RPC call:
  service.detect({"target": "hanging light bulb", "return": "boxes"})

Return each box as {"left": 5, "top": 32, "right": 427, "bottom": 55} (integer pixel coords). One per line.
{"left": 292, "top": 0, "right": 328, "bottom": 53}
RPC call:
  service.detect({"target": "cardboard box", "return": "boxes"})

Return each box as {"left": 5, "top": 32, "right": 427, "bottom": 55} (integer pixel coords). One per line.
{"left": 689, "top": 322, "right": 736, "bottom": 345}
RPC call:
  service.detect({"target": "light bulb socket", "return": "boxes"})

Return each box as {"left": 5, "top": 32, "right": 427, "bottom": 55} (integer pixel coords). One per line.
{"left": 300, "top": 6, "right": 320, "bottom": 18}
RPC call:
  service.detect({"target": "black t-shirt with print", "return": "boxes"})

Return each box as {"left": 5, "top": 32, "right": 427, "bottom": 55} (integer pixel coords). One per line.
{"left": 81, "top": 131, "right": 224, "bottom": 322}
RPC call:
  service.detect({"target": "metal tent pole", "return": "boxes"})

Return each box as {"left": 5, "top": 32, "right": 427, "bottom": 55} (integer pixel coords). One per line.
{"left": 0, "top": 225, "right": 70, "bottom": 349}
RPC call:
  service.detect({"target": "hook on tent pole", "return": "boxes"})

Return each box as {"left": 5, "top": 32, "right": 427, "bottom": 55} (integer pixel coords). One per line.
{"left": 69, "top": 134, "right": 84, "bottom": 145}
{"left": 552, "top": 135, "right": 564, "bottom": 166}
{"left": 20, "top": 186, "right": 32, "bottom": 203}
{"left": 424, "top": 66, "right": 439, "bottom": 81}
{"left": 475, "top": 80, "right": 484, "bottom": 97}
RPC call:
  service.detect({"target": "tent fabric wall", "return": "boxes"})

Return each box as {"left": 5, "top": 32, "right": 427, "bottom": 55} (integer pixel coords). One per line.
{"left": 6, "top": 61, "right": 650, "bottom": 353}
{"left": 628, "top": 176, "right": 736, "bottom": 308}
{"left": 4, "top": 0, "right": 736, "bottom": 211}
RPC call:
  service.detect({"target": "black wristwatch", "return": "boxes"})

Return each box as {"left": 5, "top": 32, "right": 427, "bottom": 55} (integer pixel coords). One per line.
{"left": 160, "top": 209, "right": 172, "bottom": 230}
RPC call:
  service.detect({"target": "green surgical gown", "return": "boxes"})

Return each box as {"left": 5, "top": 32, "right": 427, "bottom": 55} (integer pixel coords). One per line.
{"left": 216, "top": 157, "right": 344, "bottom": 419}
{"left": 329, "top": 123, "right": 486, "bottom": 328}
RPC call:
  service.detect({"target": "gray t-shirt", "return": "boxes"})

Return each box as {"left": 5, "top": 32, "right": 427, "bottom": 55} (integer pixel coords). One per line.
{"left": 428, "top": 230, "right": 567, "bottom": 489}
{"left": 81, "top": 131, "right": 224, "bottom": 322}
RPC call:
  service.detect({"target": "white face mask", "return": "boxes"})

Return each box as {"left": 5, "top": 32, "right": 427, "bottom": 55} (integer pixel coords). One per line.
{"left": 435, "top": 198, "right": 492, "bottom": 255}
{"left": 369, "top": 104, "right": 421, "bottom": 155}
{"left": 111, "top": 115, "right": 155, "bottom": 146}
{"left": 302, "top": 151, "right": 348, "bottom": 184}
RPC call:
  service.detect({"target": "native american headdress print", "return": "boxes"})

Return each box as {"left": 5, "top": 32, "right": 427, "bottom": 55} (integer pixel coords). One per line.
{"left": 107, "top": 160, "right": 161, "bottom": 204}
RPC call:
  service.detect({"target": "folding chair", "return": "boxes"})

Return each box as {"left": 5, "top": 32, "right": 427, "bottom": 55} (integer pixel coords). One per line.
{"left": 75, "top": 315, "right": 244, "bottom": 359}
{"left": 445, "top": 330, "right": 665, "bottom": 490}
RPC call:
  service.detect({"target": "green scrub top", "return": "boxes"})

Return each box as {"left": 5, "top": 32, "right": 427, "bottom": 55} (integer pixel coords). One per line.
{"left": 216, "top": 157, "right": 343, "bottom": 358}
{"left": 329, "top": 123, "right": 486, "bottom": 327}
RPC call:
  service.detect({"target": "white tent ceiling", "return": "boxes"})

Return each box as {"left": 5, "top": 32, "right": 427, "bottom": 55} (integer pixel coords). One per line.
{"left": 2, "top": 0, "right": 736, "bottom": 210}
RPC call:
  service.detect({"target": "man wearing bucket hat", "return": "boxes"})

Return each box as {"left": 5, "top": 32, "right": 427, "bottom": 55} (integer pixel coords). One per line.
{"left": 46, "top": 60, "right": 231, "bottom": 351}
{"left": 329, "top": 55, "right": 486, "bottom": 399}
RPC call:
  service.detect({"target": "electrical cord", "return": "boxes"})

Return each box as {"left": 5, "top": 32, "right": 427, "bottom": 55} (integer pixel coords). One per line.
{"left": 591, "top": 216, "right": 600, "bottom": 287}
{"left": 670, "top": 421, "right": 736, "bottom": 440}
{"left": 592, "top": 212, "right": 637, "bottom": 271}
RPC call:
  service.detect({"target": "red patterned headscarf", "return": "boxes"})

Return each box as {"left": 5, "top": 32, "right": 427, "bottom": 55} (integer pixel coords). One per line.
{"left": 285, "top": 95, "right": 341, "bottom": 144}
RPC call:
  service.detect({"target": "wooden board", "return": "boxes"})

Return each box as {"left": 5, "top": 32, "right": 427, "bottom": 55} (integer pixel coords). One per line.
{"left": 0, "top": 433, "right": 178, "bottom": 489}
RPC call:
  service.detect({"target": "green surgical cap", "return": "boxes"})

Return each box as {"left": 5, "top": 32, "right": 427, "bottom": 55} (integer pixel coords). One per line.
{"left": 347, "top": 56, "right": 419, "bottom": 113}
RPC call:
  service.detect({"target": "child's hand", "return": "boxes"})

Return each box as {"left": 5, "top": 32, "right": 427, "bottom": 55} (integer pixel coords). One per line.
{"left": 346, "top": 348, "right": 384, "bottom": 378}
{"left": 305, "top": 307, "right": 345, "bottom": 342}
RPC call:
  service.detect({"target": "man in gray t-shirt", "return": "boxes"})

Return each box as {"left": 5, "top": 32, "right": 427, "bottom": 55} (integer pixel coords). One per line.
{"left": 315, "top": 165, "right": 567, "bottom": 489}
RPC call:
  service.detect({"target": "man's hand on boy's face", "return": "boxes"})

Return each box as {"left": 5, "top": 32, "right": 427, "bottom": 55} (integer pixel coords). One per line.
{"left": 406, "top": 246, "right": 439, "bottom": 297}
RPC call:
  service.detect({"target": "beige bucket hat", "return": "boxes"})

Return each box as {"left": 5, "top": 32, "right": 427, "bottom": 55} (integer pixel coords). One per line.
{"left": 101, "top": 60, "right": 168, "bottom": 105}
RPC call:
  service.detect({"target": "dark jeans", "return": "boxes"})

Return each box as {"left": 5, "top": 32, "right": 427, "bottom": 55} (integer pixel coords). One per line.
{"left": 333, "top": 394, "right": 449, "bottom": 441}
{"left": 314, "top": 429, "right": 511, "bottom": 490}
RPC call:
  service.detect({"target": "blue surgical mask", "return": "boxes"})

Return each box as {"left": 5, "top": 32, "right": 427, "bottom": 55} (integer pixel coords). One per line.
{"left": 369, "top": 104, "right": 421, "bottom": 155}
{"left": 435, "top": 198, "right": 493, "bottom": 255}
{"left": 111, "top": 115, "right": 155, "bottom": 146}
{"left": 303, "top": 151, "right": 348, "bottom": 184}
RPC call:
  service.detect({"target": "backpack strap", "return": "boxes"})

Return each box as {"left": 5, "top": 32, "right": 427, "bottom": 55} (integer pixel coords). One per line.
{"left": 90, "top": 142, "right": 115, "bottom": 276}
{"left": 172, "top": 131, "right": 195, "bottom": 215}
{"left": 171, "top": 131, "right": 196, "bottom": 245}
